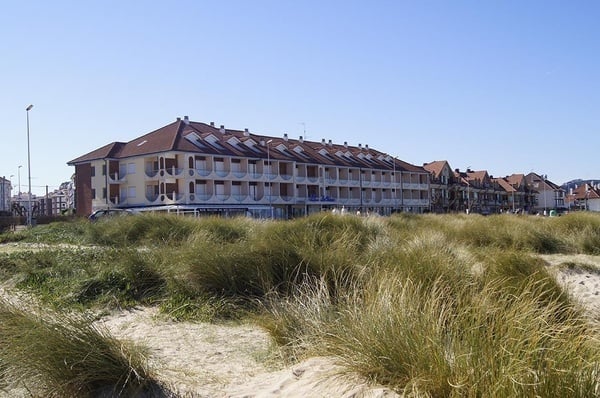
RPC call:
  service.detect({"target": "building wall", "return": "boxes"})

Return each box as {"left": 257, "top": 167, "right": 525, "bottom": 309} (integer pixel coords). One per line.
{"left": 0, "top": 178, "right": 11, "bottom": 212}
{"left": 82, "top": 151, "right": 431, "bottom": 216}
{"left": 74, "top": 164, "right": 93, "bottom": 216}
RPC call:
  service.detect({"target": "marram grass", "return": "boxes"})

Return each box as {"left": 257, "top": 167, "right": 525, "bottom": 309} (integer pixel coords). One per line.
{"left": 0, "top": 298, "right": 166, "bottom": 397}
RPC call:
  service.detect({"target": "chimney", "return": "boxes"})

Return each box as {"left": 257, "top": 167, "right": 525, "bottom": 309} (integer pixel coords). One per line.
{"left": 220, "top": 125, "right": 225, "bottom": 134}
{"left": 321, "top": 138, "right": 326, "bottom": 145}
{"left": 183, "top": 116, "right": 190, "bottom": 124}
{"left": 283, "top": 133, "right": 288, "bottom": 141}
{"left": 210, "top": 122, "right": 215, "bottom": 127}
{"left": 299, "top": 136, "right": 303, "bottom": 143}
{"left": 176, "top": 117, "right": 181, "bottom": 121}
{"left": 358, "top": 143, "right": 362, "bottom": 149}
{"left": 328, "top": 139, "right": 332, "bottom": 147}
{"left": 244, "top": 128, "right": 250, "bottom": 137}
{"left": 344, "top": 141, "right": 348, "bottom": 148}
{"left": 365, "top": 144, "right": 369, "bottom": 150}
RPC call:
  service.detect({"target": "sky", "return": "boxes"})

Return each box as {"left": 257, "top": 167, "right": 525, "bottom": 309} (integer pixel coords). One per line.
{"left": 1, "top": 1, "right": 599, "bottom": 196}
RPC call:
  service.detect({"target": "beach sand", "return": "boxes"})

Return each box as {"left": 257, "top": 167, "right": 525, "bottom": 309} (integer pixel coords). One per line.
{"left": 96, "top": 307, "right": 399, "bottom": 397}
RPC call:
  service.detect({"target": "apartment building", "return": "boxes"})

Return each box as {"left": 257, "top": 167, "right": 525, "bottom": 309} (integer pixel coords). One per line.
{"left": 68, "top": 117, "right": 431, "bottom": 218}
{"left": 0, "top": 177, "right": 11, "bottom": 213}
{"left": 425, "top": 161, "right": 540, "bottom": 214}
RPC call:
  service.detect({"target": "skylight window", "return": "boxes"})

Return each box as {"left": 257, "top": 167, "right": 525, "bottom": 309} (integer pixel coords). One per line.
{"left": 205, "top": 134, "right": 225, "bottom": 150}
{"left": 184, "top": 132, "right": 205, "bottom": 149}
{"left": 136, "top": 140, "right": 148, "bottom": 147}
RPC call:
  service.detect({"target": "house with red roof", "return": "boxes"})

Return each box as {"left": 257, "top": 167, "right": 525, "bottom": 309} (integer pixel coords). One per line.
{"left": 565, "top": 183, "right": 600, "bottom": 212}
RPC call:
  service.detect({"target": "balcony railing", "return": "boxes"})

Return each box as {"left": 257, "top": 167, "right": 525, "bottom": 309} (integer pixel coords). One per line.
{"left": 196, "top": 168, "right": 212, "bottom": 177}
{"left": 145, "top": 169, "right": 159, "bottom": 178}
{"left": 108, "top": 173, "right": 126, "bottom": 183}
{"left": 165, "top": 167, "right": 183, "bottom": 177}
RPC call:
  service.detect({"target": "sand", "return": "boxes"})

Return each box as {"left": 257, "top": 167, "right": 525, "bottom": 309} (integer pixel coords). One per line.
{"left": 96, "top": 307, "right": 398, "bottom": 397}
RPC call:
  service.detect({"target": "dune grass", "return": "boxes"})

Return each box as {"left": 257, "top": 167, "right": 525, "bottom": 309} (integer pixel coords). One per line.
{"left": 1, "top": 211, "right": 600, "bottom": 396}
{"left": 0, "top": 298, "right": 166, "bottom": 398}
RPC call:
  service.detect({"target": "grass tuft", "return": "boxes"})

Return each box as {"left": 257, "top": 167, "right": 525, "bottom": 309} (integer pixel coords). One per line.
{"left": 0, "top": 298, "right": 167, "bottom": 397}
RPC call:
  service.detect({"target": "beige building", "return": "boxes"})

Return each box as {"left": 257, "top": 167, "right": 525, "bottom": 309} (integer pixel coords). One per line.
{"left": 68, "top": 117, "right": 430, "bottom": 218}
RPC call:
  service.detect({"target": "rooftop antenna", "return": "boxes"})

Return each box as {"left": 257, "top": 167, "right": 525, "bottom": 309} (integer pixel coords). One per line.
{"left": 299, "top": 122, "right": 308, "bottom": 140}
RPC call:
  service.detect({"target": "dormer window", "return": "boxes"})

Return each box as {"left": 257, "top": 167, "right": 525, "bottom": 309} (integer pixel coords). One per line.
{"left": 184, "top": 132, "right": 205, "bottom": 148}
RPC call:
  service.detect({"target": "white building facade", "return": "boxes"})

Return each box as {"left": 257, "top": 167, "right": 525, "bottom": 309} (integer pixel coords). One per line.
{"left": 69, "top": 118, "right": 430, "bottom": 218}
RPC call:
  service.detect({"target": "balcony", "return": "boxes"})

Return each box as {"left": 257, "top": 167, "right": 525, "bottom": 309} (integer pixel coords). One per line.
{"left": 194, "top": 193, "right": 213, "bottom": 201}
{"left": 215, "top": 194, "right": 231, "bottom": 202}
{"left": 165, "top": 167, "right": 183, "bottom": 177}
{"left": 232, "top": 194, "right": 248, "bottom": 202}
{"left": 108, "top": 172, "right": 126, "bottom": 183}
{"left": 145, "top": 169, "right": 159, "bottom": 178}
{"left": 196, "top": 168, "right": 212, "bottom": 177}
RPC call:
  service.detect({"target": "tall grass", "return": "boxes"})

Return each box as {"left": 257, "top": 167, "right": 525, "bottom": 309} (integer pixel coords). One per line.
{"left": 2, "top": 212, "right": 600, "bottom": 395}
{"left": 0, "top": 298, "right": 166, "bottom": 397}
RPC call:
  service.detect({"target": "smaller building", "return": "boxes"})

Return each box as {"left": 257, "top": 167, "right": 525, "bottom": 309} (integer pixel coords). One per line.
{"left": 524, "top": 173, "right": 566, "bottom": 214}
{"left": 566, "top": 183, "right": 600, "bottom": 212}
{"left": 0, "top": 176, "right": 11, "bottom": 213}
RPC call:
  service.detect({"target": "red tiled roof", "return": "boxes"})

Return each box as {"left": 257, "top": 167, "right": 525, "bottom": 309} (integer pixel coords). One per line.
{"left": 493, "top": 177, "right": 516, "bottom": 193}
{"left": 423, "top": 160, "right": 449, "bottom": 177}
{"left": 68, "top": 118, "right": 428, "bottom": 174}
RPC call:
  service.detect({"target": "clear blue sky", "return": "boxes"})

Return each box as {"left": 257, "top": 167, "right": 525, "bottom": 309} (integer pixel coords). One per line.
{"left": 1, "top": 1, "right": 599, "bottom": 195}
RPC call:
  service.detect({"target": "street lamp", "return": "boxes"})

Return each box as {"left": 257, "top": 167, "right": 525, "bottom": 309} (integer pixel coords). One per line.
{"left": 26, "top": 104, "right": 33, "bottom": 227}
{"left": 392, "top": 156, "right": 397, "bottom": 212}
{"left": 466, "top": 166, "right": 471, "bottom": 214}
{"left": 17, "top": 165, "right": 22, "bottom": 198}
{"left": 266, "top": 139, "right": 273, "bottom": 219}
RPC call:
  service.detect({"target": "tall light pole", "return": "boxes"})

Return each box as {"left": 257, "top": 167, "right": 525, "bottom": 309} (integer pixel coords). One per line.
{"left": 392, "top": 156, "right": 397, "bottom": 212}
{"left": 26, "top": 104, "right": 33, "bottom": 227}
{"left": 466, "top": 166, "right": 471, "bottom": 214}
{"left": 266, "top": 139, "right": 273, "bottom": 218}
{"left": 18, "top": 165, "right": 22, "bottom": 198}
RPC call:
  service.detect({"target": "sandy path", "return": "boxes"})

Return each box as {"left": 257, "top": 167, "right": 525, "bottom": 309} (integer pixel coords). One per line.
{"left": 97, "top": 307, "right": 398, "bottom": 398}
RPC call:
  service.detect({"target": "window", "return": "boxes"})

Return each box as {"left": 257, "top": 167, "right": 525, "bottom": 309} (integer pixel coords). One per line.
{"left": 102, "top": 164, "right": 106, "bottom": 176}
{"left": 127, "top": 163, "right": 136, "bottom": 174}
{"left": 128, "top": 186, "right": 136, "bottom": 198}
{"left": 102, "top": 187, "right": 107, "bottom": 199}
{"left": 91, "top": 189, "right": 96, "bottom": 199}
{"left": 91, "top": 166, "right": 96, "bottom": 177}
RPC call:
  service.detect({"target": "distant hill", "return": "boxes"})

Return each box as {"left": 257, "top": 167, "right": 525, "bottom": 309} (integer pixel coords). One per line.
{"left": 561, "top": 179, "right": 600, "bottom": 192}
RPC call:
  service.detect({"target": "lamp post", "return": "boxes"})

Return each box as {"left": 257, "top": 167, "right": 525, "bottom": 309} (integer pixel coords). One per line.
{"left": 18, "top": 166, "right": 22, "bottom": 198}
{"left": 466, "top": 166, "right": 471, "bottom": 214}
{"left": 9, "top": 175, "right": 14, "bottom": 211}
{"left": 266, "top": 139, "right": 273, "bottom": 219}
{"left": 26, "top": 104, "right": 33, "bottom": 227}
{"left": 392, "top": 156, "right": 397, "bottom": 212}
{"left": 543, "top": 174, "right": 547, "bottom": 216}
